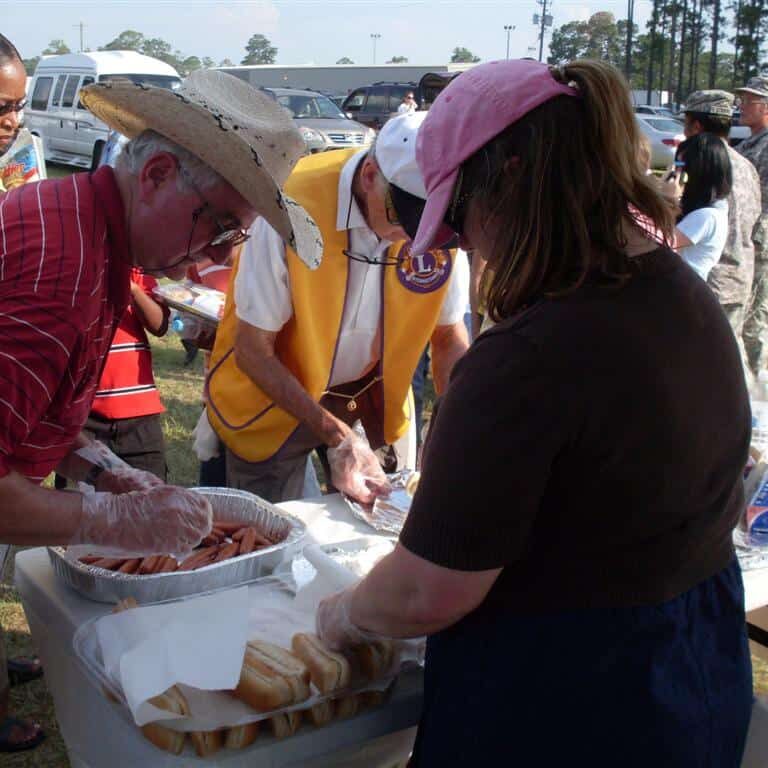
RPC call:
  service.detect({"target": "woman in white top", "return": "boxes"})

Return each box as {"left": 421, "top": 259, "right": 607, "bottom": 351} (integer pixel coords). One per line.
{"left": 673, "top": 133, "right": 732, "bottom": 280}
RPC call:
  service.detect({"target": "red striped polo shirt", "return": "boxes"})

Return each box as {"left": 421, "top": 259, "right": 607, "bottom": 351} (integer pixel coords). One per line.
{"left": 0, "top": 166, "right": 131, "bottom": 482}
{"left": 90, "top": 267, "right": 167, "bottom": 420}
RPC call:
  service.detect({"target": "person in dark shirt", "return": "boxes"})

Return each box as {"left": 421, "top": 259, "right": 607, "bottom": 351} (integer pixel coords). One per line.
{"left": 317, "top": 59, "right": 753, "bottom": 766}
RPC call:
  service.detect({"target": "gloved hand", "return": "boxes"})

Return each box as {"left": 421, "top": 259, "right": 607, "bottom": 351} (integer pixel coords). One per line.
{"left": 316, "top": 586, "right": 383, "bottom": 652}
{"left": 73, "top": 440, "right": 163, "bottom": 493}
{"left": 95, "top": 466, "right": 164, "bottom": 494}
{"left": 73, "top": 485, "right": 213, "bottom": 557}
{"left": 327, "top": 429, "right": 391, "bottom": 505}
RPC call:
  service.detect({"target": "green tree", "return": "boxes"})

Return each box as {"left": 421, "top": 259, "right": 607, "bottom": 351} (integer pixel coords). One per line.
{"left": 22, "top": 56, "right": 40, "bottom": 75}
{"left": 336, "top": 56, "right": 354, "bottom": 64}
{"left": 732, "top": 0, "right": 768, "bottom": 82}
{"left": 201, "top": 56, "right": 215, "bottom": 69}
{"left": 450, "top": 46, "right": 480, "bottom": 63}
{"left": 242, "top": 34, "right": 277, "bottom": 65}
{"left": 219, "top": 58, "right": 235, "bottom": 67}
{"left": 548, "top": 14, "right": 623, "bottom": 66}
{"left": 584, "top": 12, "right": 622, "bottom": 61}
{"left": 100, "top": 30, "right": 145, "bottom": 52}
{"left": 42, "top": 39, "right": 71, "bottom": 56}
{"left": 179, "top": 56, "right": 202, "bottom": 76}
{"left": 387, "top": 55, "right": 408, "bottom": 63}
{"left": 141, "top": 37, "right": 173, "bottom": 61}
{"left": 548, "top": 21, "right": 589, "bottom": 63}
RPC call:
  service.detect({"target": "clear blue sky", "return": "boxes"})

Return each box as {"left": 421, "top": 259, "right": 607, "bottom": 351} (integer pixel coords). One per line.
{"left": 4, "top": 0, "right": 655, "bottom": 67}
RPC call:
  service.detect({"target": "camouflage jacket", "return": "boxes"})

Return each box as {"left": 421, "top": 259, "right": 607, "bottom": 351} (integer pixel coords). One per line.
{"left": 707, "top": 143, "right": 761, "bottom": 305}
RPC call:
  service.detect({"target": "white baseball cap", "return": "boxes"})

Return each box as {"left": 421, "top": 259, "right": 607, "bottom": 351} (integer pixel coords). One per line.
{"left": 374, "top": 111, "right": 454, "bottom": 245}
{"left": 375, "top": 111, "right": 428, "bottom": 198}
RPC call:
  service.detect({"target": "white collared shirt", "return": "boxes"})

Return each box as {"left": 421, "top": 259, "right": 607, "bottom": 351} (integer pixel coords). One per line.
{"left": 235, "top": 151, "right": 468, "bottom": 387}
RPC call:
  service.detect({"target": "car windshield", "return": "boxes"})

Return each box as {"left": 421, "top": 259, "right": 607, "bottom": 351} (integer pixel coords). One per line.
{"left": 640, "top": 117, "right": 683, "bottom": 133}
{"left": 276, "top": 93, "right": 345, "bottom": 119}
{"left": 99, "top": 74, "right": 181, "bottom": 90}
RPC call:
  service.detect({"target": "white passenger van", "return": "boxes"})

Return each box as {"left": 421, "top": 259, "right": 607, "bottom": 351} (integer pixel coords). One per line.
{"left": 26, "top": 51, "right": 181, "bottom": 169}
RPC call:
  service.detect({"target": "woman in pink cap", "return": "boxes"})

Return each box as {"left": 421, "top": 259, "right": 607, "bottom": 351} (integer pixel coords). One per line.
{"left": 317, "top": 59, "right": 752, "bottom": 766}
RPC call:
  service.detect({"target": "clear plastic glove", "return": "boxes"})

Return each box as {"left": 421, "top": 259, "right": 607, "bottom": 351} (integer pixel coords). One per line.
{"left": 73, "top": 485, "right": 213, "bottom": 557}
{"left": 328, "top": 424, "right": 391, "bottom": 505}
{"left": 96, "top": 466, "right": 164, "bottom": 494}
{"left": 193, "top": 408, "right": 220, "bottom": 462}
{"left": 316, "top": 587, "right": 383, "bottom": 652}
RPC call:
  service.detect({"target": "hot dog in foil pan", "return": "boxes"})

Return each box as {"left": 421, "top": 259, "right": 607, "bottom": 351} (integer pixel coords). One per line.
{"left": 48, "top": 488, "right": 306, "bottom": 604}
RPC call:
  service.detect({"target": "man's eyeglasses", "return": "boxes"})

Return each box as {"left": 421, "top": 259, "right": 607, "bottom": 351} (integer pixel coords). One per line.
{"left": 736, "top": 96, "right": 768, "bottom": 107}
{"left": 178, "top": 165, "right": 250, "bottom": 250}
{"left": 0, "top": 99, "right": 26, "bottom": 117}
{"left": 343, "top": 249, "right": 404, "bottom": 267}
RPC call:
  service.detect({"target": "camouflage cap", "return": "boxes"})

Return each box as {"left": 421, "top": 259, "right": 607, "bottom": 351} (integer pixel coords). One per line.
{"left": 683, "top": 89, "right": 734, "bottom": 117}
{"left": 735, "top": 76, "right": 768, "bottom": 98}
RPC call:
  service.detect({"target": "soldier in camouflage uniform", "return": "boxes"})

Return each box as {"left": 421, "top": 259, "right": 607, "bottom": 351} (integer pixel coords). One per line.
{"left": 735, "top": 76, "right": 768, "bottom": 376}
{"left": 682, "top": 89, "right": 761, "bottom": 380}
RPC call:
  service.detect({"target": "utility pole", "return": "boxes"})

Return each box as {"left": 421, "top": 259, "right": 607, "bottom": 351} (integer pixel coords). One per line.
{"left": 370, "top": 33, "right": 381, "bottom": 65}
{"left": 73, "top": 21, "right": 85, "bottom": 53}
{"left": 504, "top": 25, "right": 515, "bottom": 60}
{"left": 534, "top": 0, "right": 552, "bottom": 62}
{"left": 625, "top": 0, "right": 635, "bottom": 80}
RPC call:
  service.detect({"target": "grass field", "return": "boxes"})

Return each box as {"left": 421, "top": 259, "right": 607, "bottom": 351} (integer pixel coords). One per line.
{"left": 2, "top": 163, "right": 768, "bottom": 764}
{"left": 0, "top": 333, "right": 203, "bottom": 767}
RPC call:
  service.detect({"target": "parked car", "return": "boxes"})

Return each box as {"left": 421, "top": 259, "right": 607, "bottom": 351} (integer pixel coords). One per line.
{"left": 418, "top": 71, "right": 460, "bottom": 110}
{"left": 342, "top": 82, "right": 419, "bottom": 130}
{"left": 635, "top": 115, "right": 686, "bottom": 168}
{"left": 26, "top": 51, "right": 181, "bottom": 169}
{"left": 635, "top": 105, "right": 682, "bottom": 121}
{"left": 263, "top": 87, "right": 375, "bottom": 153}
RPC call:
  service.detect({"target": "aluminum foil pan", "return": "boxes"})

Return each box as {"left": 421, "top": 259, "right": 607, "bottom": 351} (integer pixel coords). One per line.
{"left": 342, "top": 469, "right": 416, "bottom": 535}
{"left": 48, "top": 488, "right": 306, "bottom": 604}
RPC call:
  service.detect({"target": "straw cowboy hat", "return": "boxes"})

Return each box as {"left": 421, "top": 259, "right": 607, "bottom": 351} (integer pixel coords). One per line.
{"left": 80, "top": 69, "right": 323, "bottom": 269}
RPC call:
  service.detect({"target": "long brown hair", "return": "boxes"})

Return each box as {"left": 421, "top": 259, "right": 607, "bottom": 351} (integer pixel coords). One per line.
{"left": 467, "top": 60, "right": 675, "bottom": 322}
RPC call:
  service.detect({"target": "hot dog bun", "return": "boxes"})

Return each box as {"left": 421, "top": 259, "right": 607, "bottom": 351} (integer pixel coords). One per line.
{"left": 234, "top": 640, "right": 310, "bottom": 712}
{"left": 305, "top": 700, "right": 334, "bottom": 727}
{"left": 352, "top": 639, "right": 395, "bottom": 681}
{"left": 140, "top": 686, "right": 189, "bottom": 754}
{"left": 224, "top": 722, "right": 259, "bottom": 750}
{"left": 269, "top": 710, "right": 302, "bottom": 739}
{"left": 333, "top": 694, "right": 359, "bottom": 720}
{"left": 190, "top": 729, "right": 224, "bottom": 757}
{"left": 291, "top": 633, "right": 351, "bottom": 694}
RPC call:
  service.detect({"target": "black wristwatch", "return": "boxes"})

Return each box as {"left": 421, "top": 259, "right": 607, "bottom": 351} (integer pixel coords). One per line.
{"left": 84, "top": 464, "right": 106, "bottom": 487}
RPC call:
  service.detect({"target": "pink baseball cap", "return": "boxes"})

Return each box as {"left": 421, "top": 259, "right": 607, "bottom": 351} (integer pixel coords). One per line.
{"left": 411, "top": 59, "right": 580, "bottom": 255}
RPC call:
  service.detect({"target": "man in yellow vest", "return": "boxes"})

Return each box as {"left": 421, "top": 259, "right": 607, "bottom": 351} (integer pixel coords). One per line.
{"left": 206, "top": 112, "right": 470, "bottom": 504}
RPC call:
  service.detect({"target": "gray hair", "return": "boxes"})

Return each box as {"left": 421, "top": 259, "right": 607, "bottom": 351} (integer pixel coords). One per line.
{"left": 365, "top": 137, "right": 389, "bottom": 193}
{"left": 115, "top": 130, "right": 226, "bottom": 192}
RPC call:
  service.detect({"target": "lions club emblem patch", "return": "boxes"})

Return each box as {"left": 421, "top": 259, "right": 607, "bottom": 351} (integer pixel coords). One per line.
{"left": 396, "top": 245, "right": 452, "bottom": 294}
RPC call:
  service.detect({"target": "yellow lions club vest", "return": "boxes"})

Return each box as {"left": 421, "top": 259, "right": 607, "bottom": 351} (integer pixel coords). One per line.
{"left": 207, "top": 148, "right": 455, "bottom": 463}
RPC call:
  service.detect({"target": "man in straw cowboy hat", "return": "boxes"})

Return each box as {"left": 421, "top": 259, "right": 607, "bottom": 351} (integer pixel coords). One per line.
{"left": 0, "top": 69, "right": 319, "bottom": 750}
{"left": 205, "top": 110, "right": 470, "bottom": 504}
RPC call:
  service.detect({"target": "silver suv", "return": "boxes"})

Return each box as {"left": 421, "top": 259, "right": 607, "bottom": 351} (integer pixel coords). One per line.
{"left": 264, "top": 88, "right": 375, "bottom": 154}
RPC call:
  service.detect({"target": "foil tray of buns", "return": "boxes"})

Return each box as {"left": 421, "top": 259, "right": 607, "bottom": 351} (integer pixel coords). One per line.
{"left": 72, "top": 569, "right": 411, "bottom": 756}
{"left": 48, "top": 488, "right": 306, "bottom": 604}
